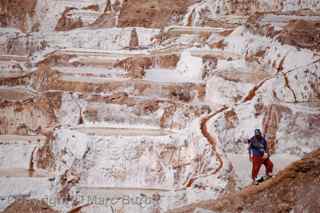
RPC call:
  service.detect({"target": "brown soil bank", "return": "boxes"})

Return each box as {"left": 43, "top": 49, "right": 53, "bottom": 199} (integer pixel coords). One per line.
{"left": 277, "top": 20, "right": 320, "bottom": 52}
{"left": 118, "top": 0, "right": 196, "bottom": 28}
{"left": 0, "top": 0, "right": 37, "bottom": 32}
{"left": 2, "top": 199, "right": 58, "bottom": 213}
{"left": 168, "top": 148, "right": 320, "bottom": 213}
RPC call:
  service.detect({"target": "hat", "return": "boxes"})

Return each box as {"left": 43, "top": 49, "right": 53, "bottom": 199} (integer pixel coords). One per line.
{"left": 254, "top": 129, "right": 262, "bottom": 136}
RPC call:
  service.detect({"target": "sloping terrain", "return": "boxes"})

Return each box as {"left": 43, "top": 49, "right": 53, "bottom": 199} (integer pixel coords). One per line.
{"left": 3, "top": 199, "right": 58, "bottom": 213}
{"left": 167, "top": 148, "right": 320, "bottom": 213}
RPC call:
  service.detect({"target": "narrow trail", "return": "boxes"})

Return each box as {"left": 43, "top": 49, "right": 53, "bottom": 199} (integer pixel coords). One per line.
{"left": 184, "top": 106, "right": 228, "bottom": 188}
{"left": 178, "top": 50, "right": 320, "bottom": 192}
{"left": 182, "top": 66, "right": 277, "bottom": 188}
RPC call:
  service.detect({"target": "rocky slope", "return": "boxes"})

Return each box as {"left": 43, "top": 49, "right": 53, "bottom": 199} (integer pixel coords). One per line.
{"left": 0, "top": 0, "right": 319, "bottom": 213}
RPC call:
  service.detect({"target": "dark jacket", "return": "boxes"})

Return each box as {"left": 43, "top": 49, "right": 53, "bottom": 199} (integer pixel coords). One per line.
{"left": 248, "top": 136, "right": 267, "bottom": 157}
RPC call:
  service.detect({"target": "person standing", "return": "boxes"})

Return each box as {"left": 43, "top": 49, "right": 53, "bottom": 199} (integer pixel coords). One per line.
{"left": 248, "top": 129, "right": 273, "bottom": 184}
{"left": 129, "top": 28, "right": 139, "bottom": 49}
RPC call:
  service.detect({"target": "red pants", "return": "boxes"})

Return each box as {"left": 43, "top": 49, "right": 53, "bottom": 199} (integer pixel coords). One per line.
{"left": 252, "top": 155, "right": 273, "bottom": 180}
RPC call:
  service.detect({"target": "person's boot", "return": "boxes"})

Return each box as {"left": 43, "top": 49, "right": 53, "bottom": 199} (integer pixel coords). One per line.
{"left": 252, "top": 179, "right": 259, "bottom": 185}
{"left": 265, "top": 174, "right": 273, "bottom": 180}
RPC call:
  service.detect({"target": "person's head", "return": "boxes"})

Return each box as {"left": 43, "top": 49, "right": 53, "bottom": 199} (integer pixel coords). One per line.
{"left": 254, "top": 129, "right": 262, "bottom": 138}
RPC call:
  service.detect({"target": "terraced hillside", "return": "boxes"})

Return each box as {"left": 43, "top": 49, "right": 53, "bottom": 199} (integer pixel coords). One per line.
{"left": 0, "top": 0, "right": 319, "bottom": 212}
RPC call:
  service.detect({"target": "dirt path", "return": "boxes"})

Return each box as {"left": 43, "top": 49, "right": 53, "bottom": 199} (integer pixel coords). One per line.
{"left": 184, "top": 106, "right": 228, "bottom": 187}
{"left": 182, "top": 70, "right": 275, "bottom": 188}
